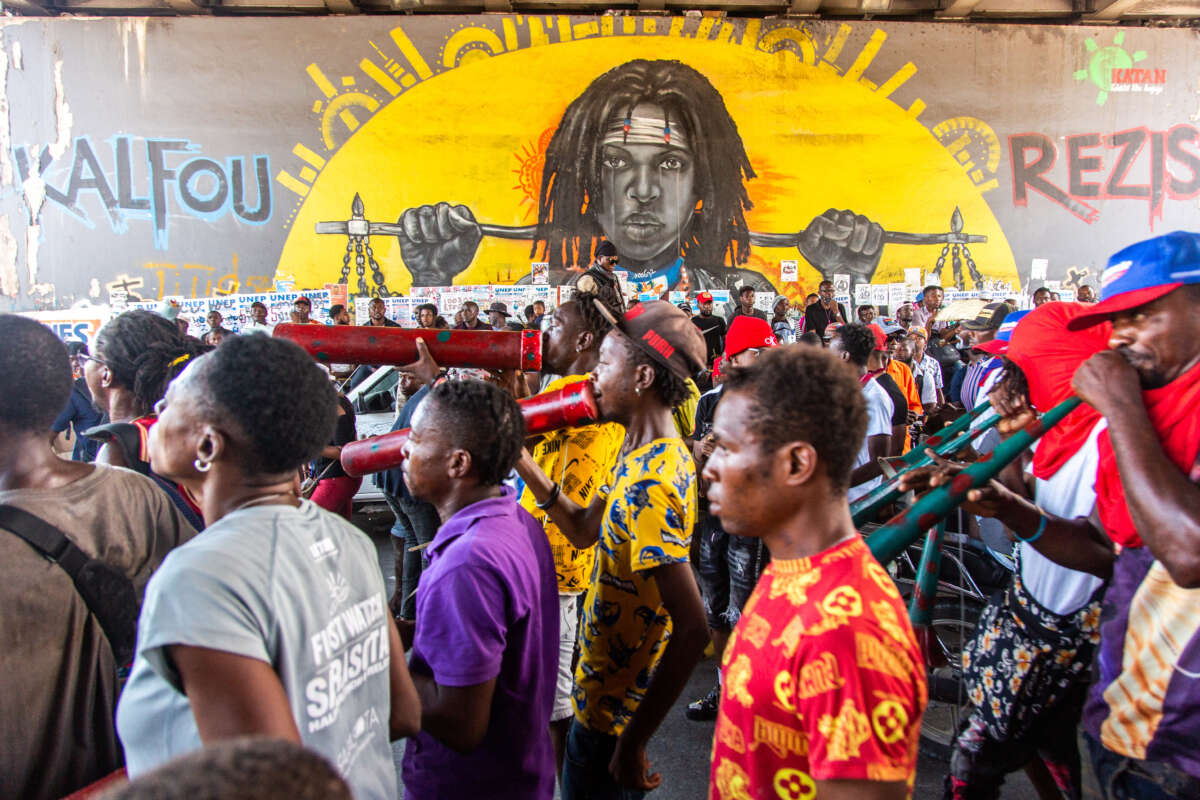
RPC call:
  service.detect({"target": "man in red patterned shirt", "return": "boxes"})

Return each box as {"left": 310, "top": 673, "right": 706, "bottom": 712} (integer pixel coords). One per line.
{"left": 703, "top": 345, "right": 926, "bottom": 800}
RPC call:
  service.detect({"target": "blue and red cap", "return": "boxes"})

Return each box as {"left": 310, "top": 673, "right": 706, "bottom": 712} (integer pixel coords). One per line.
{"left": 1067, "top": 231, "right": 1200, "bottom": 331}
{"left": 974, "top": 309, "right": 1030, "bottom": 355}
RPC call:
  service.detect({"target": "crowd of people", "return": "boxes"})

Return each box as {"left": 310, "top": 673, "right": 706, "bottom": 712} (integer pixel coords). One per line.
{"left": 2, "top": 229, "right": 1198, "bottom": 800}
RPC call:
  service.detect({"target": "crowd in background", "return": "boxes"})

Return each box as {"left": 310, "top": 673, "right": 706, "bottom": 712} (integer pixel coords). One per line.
{"left": 2, "top": 230, "right": 1199, "bottom": 800}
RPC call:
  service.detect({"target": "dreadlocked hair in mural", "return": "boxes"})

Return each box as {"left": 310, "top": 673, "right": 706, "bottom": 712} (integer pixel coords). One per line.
{"left": 94, "top": 309, "right": 213, "bottom": 417}
{"left": 533, "top": 59, "right": 756, "bottom": 271}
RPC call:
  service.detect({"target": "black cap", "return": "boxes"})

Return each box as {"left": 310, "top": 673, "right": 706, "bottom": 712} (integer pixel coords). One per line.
{"left": 961, "top": 301, "right": 1013, "bottom": 331}
{"left": 594, "top": 299, "right": 706, "bottom": 379}
{"left": 595, "top": 240, "right": 618, "bottom": 258}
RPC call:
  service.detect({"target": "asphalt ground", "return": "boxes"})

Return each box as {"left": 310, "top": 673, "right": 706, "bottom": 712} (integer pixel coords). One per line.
{"left": 359, "top": 513, "right": 1057, "bottom": 799}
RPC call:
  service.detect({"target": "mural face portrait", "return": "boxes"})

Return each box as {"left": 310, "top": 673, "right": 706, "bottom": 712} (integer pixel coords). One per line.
{"left": 593, "top": 102, "right": 698, "bottom": 272}
{"left": 533, "top": 58, "right": 757, "bottom": 289}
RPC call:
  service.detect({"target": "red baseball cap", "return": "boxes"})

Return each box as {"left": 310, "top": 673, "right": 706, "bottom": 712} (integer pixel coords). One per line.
{"left": 868, "top": 323, "right": 888, "bottom": 351}
{"left": 1067, "top": 231, "right": 1200, "bottom": 330}
{"left": 724, "top": 316, "right": 778, "bottom": 359}
{"left": 697, "top": 291, "right": 713, "bottom": 304}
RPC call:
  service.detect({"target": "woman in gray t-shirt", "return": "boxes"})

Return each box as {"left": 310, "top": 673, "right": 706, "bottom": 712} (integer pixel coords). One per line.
{"left": 117, "top": 334, "right": 420, "bottom": 800}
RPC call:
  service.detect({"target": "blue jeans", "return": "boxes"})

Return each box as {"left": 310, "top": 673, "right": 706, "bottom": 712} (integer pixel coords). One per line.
{"left": 1086, "top": 734, "right": 1200, "bottom": 800}
{"left": 384, "top": 492, "right": 440, "bottom": 620}
{"left": 561, "top": 720, "right": 644, "bottom": 800}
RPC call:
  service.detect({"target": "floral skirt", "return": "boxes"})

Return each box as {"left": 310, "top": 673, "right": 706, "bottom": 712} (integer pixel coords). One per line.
{"left": 960, "top": 558, "right": 1103, "bottom": 743}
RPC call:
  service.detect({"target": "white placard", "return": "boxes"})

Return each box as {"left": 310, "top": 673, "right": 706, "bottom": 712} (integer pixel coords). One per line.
{"left": 1030, "top": 258, "right": 1049, "bottom": 281}
{"left": 854, "top": 284, "right": 873, "bottom": 305}
{"left": 904, "top": 268, "right": 921, "bottom": 289}
{"left": 871, "top": 284, "right": 890, "bottom": 308}
{"left": 888, "top": 284, "right": 909, "bottom": 313}
{"left": 531, "top": 262, "right": 549, "bottom": 285}
{"left": 780, "top": 260, "right": 799, "bottom": 283}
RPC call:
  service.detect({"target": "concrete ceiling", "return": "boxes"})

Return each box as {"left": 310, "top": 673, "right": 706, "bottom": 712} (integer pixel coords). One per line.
{"left": 2, "top": 0, "right": 1199, "bottom": 25}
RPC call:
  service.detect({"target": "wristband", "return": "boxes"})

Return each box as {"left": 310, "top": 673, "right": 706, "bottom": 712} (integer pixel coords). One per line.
{"left": 1016, "top": 508, "right": 1048, "bottom": 543}
{"left": 536, "top": 482, "right": 561, "bottom": 510}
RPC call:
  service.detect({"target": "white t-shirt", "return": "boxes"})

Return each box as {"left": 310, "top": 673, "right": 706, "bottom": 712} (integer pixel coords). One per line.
{"left": 1020, "top": 420, "right": 1106, "bottom": 615}
{"left": 243, "top": 320, "right": 276, "bottom": 336}
{"left": 849, "top": 378, "right": 895, "bottom": 502}
{"left": 117, "top": 500, "right": 398, "bottom": 800}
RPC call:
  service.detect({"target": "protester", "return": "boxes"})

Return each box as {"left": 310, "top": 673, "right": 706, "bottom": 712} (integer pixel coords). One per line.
{"left": 1076, "top": 284, "right": 1096, "bottom": 303}
{"left": 292, "top": 296, "right": 317, "bottom": 324}
{"left": 377, "top": 369, "right": 440, "bottom": 621}
{"left": 0, "top": 314, "right": 195, "bottom": 800}
{"left": 243, "top": 301, "right": 273, "bottom": 334}
{"left": 517, "top": 300, "right": 709, "bottom": 799}
{"left": 911, "top": 285, "right": 944, "bottom": 330}
{"left": 579, "top": 240, "right": 621, "bottom": 296}
{"left": 103, "top": 738, "right": 353, "bottom": 800}
{"left": 691, "top": 290, "right": 727, "bottom": 367}
{"left": 455, "top": 301, "right": 487, "bottom": 330}
{"left": 486, "top": 301, "right": 512, "bottom": 330}
{"left": 727, "top": 284, "right": 766, "bottom": 323}
{"left": 771, "top": 296, "right": 795, "bottom": 344}
{"left": 880, "top": 329, "right": 923, "bottom": 453}
{"left": 906, "top": 327, "right": 946, "bottom": 408}
{"left": 687, "top": 315, "right": 777, "bottom": 722}
{"left": 83, "top": 310, "right": 208, "bottom": 529}
{"left": 399, "top": 379, "right": 558, "bottom": 800}
{"left": 830, "top": 323, "right": 893, "bottom": 502}
{"left": 959, "top": 302, "right": 1013, "bottom": 410}
{"left": 328, "top": 303, "right": 351, "bottom": 325}
{"left": 202, "top": 311, "right": 233, "bottom": 346}
{"left": 362, "top": 297, "right": 398, "bottom": 327}
{"left": 308, "top": 391, "right": 360, "bottom": 520}
{"left": 902, "top": 303, "right": 1104, "bottom": 800}
{"left": 857, "top": 303, "right": 877, "bottom": 324}
{"left": 52, "top": 341, "right": 105, "bottom": 462}
{"left": 116, "top": 334, "right": 420, "bottom": 800}
{"left": 704, "top": 345, "right": 926, "bottom": 798}
{"left": 516, "top": 293, "right": 625, "bottom": 775}
{"left": 803, "top": 280, "right": 847, "bottom": 338}
{"left": 869, "top": 344, "right": 912, "bottom": 458}
{"left": 896, "top": 301, "right": 915, "bottom": 331}
{"left": 904, "top": 231, "right": 1200, "bottom": 799}
{"left": 416, "top": 302, "right": 438, "bottom": 328}
{"left": 1032, "top": 287, "right": 1051, "bottom": 307}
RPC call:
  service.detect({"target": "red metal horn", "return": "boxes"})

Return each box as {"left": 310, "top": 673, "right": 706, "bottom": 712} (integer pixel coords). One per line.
{"left": 340, "top": 379, "right": 600, "bottom": 477}
{"left": 274, "top": 323, "right": 542, "bottom": 372}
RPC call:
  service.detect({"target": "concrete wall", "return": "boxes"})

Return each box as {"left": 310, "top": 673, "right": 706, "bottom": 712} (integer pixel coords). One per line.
{"left": 1, "top": 15, "right": 1197, "bottom": 309}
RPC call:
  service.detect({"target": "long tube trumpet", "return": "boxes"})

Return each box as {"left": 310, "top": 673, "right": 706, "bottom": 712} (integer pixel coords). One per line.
{"left": 340, "top": 378, "right": 599, "bottom": 477}
{"left": 852, "top": 403, "right": 1002, "bottom": 526}
{"left": 865, "top": 397, "right": 1082, "bottom": 566}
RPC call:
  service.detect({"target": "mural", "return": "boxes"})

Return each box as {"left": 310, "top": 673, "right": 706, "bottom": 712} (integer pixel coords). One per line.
{"left": 0, "top": 16, "right": 1197, "bottom": 311}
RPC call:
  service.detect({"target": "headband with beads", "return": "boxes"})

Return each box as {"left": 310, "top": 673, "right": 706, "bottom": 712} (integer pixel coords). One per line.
{"left": 604, "top": 113, "right": 689, "bottom": 149}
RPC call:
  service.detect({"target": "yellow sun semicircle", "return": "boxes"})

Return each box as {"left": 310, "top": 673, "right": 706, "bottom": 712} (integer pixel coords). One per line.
{"left": 277, "top": 32, "right": 1017, "bottom": 296}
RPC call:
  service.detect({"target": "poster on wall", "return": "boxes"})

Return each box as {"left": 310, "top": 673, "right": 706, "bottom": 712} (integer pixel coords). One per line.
{"left": 2, "top": 16, "right": 1197, "bottom": 316}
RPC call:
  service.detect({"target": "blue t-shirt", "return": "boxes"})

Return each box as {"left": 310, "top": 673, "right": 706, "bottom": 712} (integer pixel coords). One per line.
{"left": 402, "top": 488, "right": 558, "bottom": 800}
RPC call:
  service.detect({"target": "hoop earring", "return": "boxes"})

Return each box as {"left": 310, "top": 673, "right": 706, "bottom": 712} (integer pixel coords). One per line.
{"left": 193, "top": 458, "right": 212, "bottom": 473}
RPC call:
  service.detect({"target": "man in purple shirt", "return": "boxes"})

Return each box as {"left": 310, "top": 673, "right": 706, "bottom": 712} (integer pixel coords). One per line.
{"left": 399, "top": 378, "right": 559, "bottom": 799}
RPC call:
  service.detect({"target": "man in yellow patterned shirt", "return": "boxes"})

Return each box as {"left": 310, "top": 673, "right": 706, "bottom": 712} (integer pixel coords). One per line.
{"left": 517, "top": 300, "right": 709, "bottom": 800}
{"left": 518, "top": 296, "right": 625, "bottom": 775}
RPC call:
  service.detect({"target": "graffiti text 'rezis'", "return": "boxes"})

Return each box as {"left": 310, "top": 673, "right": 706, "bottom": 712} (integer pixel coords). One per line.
{"left": 1010, "top": 125, "right": 1200, "bottom": 227}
